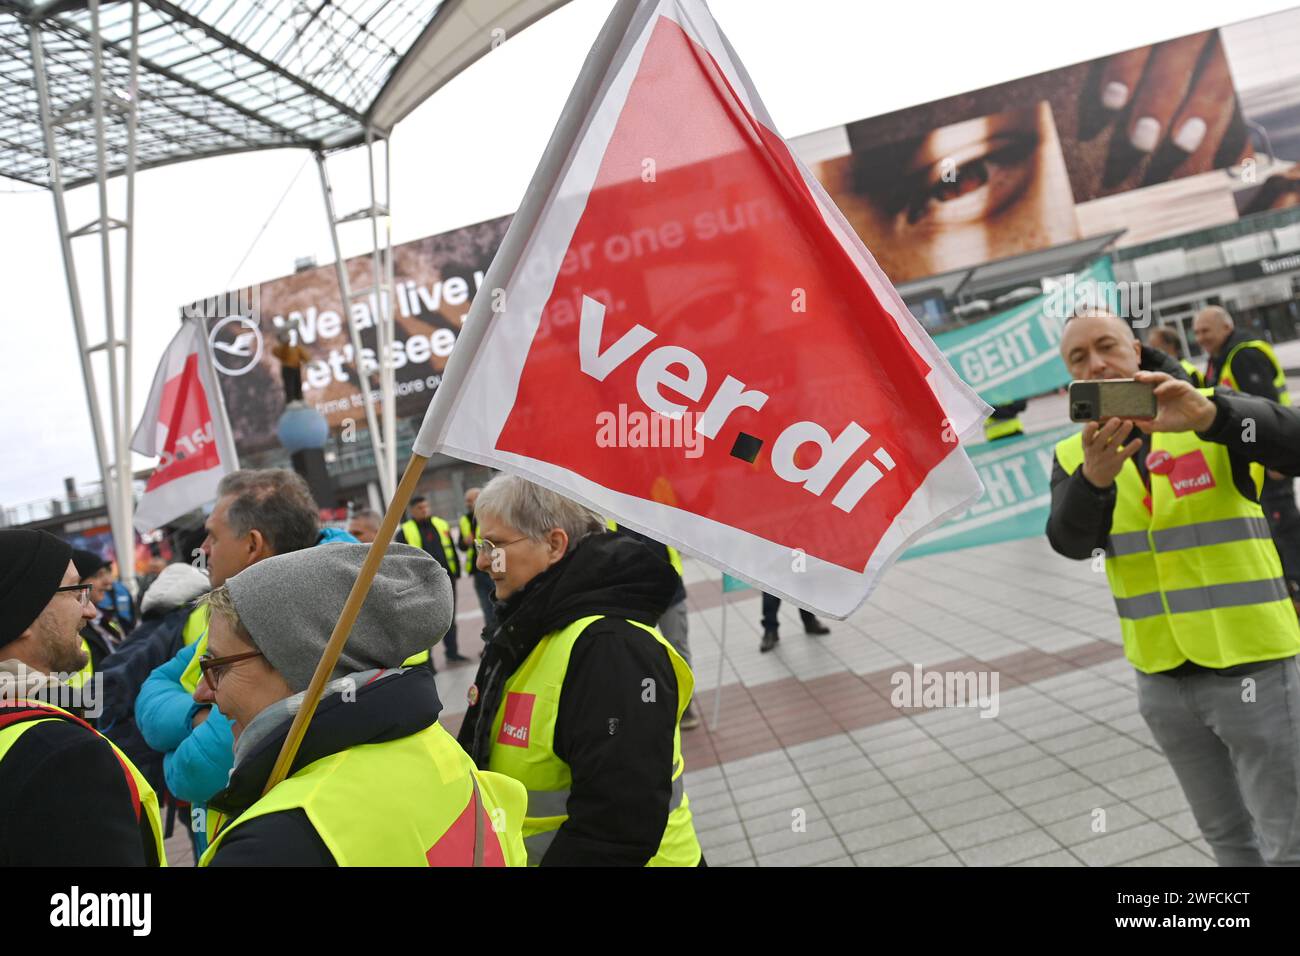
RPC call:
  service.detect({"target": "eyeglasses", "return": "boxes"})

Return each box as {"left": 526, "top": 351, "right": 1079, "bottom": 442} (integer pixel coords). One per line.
{"left": 55, "top": 584, "right": 93, "bottom": 608}
{"left": 199, "top": 650, "right": 264, "bottom": 690}
{"left": 473, "top": 535, "right": 528, "bottom": 553}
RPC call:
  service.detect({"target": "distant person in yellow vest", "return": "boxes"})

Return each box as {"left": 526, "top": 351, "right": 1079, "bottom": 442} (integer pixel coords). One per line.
{"left": 1196, "top": 304, "right": 1300, "bottom": 614}
{"left": 1148, "top": 325, "right": 1203, "bottom": 387}
{"left": 398, "top": 495, "right": 466, "bottom": 665}
{"left": 196, "top": 542, "right": 525, "bottom": 866}
{"left": 0, "top": 530, "right": 164, "bottom": 865}
{"left": 983, "top": 400, "right": 1028, "bottom": 442}
{"left": 1048, "top": 308, "right": 1300, "bottom": 865}
{"left": 456, "top": 475, "right": 704, "bottom": 865}
{"left": 457, "top": 487, "right": 499, "bottom": 646}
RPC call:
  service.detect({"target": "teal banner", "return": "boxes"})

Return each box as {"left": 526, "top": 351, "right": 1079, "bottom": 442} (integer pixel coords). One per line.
{"left": 903, "top": 424, "right": 1079, "bottom": 560}
{"left": 934, "top": 256, "right": 1116, "bottom": 406}
{"left": 722, "top": 573, "right": 751, "bottom": 593}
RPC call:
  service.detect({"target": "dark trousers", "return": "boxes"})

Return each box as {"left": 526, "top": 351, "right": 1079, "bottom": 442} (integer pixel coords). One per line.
{"left": 761, "top": 592, "right": 817, "bottom": 633}
{"left": 442, "top": 583, "right": 459, "bottom": 656}
{"left": 1262, "top": 478, "right": 1300, "bottom": 597}
{"left": 472, "top": 571, "right": 498, "bottom": 637}
{"left": 281, "top": 365, "right": 303, "bottom": 401}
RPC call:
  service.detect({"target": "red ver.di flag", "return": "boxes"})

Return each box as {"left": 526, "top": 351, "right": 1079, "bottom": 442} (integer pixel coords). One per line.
{"left": 132, "top": 316, "right": 240, "bottom": 532}
{"left": 415, "top": 0, "right": 991, "bottom": 618}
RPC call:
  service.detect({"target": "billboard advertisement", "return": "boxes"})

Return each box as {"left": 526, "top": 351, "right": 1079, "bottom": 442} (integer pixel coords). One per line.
{"left": 796, "top": 8, "right": 1300, "bottom": 284}
{"left": 199, "top": 214, "right": 510, "bottom": 455}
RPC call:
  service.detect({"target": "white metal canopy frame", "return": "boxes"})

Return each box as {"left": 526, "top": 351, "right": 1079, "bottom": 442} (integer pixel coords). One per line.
{"left": 0, "top": 0, "right": 569, "bottom": 587}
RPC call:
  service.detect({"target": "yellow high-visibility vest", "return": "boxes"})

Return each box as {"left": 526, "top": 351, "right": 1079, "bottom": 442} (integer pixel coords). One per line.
{"left": 401, "top": 517, "right": 460, "bottom": 575}
{"left": 983, "top": 417, "right": 1025, "bottom": 442}
{"left": 0, "top": 700, "right": 166, "bottom": 865}
{"left": 1221, "top": 339, "right": 1292, "bottom": 405}
{"left": 1179, "top": 359, "right": 1205, "bottom": 388}
{"left": 460, "top": 513, "right": 478, "bottom": 569}
{"left": 66, "top": 637, "right": 94, "bottom": 690}
{"left": 487, "top": 614, "right": 701, "bottom": 866}
{"left": 200, "top": 722, "right": 527, "bottom": 866}
{"left": 1055, "top": 412, "right": 1300, "bottom": 673}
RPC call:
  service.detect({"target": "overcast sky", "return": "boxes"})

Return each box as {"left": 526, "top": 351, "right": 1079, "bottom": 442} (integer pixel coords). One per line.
{"left": 2, "top": 0, "right": 1295, "bottom": 510}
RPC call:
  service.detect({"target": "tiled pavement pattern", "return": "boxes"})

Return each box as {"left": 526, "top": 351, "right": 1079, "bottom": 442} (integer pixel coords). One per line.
{"left": 420, "top": 534, "right": 1219, "bottom": 869}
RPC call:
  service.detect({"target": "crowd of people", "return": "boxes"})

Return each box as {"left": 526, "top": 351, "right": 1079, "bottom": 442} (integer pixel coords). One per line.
{"left": 0, "top": 468, "right": 706, "bottom": 866}
{"left": 3, "top": 302, "right": 1300, "bottom": 868}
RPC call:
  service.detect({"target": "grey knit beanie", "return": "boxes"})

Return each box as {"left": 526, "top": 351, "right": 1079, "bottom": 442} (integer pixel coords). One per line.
{"left": 224, "top": 542, "right": 451, "bottom": 692}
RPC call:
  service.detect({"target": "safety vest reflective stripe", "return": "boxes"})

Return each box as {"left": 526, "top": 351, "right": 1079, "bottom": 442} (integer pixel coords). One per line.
{"left": 526, "top": 774, "right": 686, "bottom": 819}
{"left": 1179, "top": 359, "right": 1204, "bottom": 387}
{"left": 1114, "top": 579, "right": 1292, "bottom": 619}
{"left": 1153, "top": 516, "right": 1272, "bottom": 552}
{"left": 0, "top": 702, "right": 166, "bottom": 865}
{"left": 1108, "top": 516, "right": 1274, "bottom": 557}
{"left": 1112, "top": 593, "right": 1166, "bottom": 620}
{"left": 1222, "top": 339, "right": 1292, "bottom": 406}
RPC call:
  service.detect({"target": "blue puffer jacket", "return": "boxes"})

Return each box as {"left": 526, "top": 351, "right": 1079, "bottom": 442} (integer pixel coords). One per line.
{"left": 136, "top": 640, "right": 235, "bottom": 806}
{"left": 135, "top": 527, "right": 360, "bottom": 827}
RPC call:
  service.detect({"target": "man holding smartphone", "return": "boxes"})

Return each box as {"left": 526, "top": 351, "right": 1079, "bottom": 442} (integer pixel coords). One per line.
{"left": 1047, "top": 308, "right": 1300, "bottom": 867}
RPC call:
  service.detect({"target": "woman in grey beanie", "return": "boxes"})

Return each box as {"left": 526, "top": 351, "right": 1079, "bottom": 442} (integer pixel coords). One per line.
{"left": 194, "top": 542, "right": 527, "bottom": 867}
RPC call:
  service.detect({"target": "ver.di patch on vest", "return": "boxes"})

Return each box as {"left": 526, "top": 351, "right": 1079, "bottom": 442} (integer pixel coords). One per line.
{"left": 1148, "top": 449, "right": 1216, "bottom": 498}
{"left": 497, "top": 692, "right": 536, "bottom": 748}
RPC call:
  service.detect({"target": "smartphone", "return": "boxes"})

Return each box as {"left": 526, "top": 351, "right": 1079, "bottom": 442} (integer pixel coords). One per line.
{"left": 1068, "top": 379, "right": 1156, "bottom": 422}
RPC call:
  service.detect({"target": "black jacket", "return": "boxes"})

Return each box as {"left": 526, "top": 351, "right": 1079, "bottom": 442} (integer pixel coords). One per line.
{"left": 610, "top": 525, "right": 687, "bottom": 605}
{"left": 1047, "top": 346, "right": 1300, "bottom": 560}
{"left": 456, "top": 530, "right": 682, "bottom": 866}
{"left": 204, "top": 666, "right": 443, "bottom": 866}
{"left": 0, "top": 705, "right": 161, "bottom": 866}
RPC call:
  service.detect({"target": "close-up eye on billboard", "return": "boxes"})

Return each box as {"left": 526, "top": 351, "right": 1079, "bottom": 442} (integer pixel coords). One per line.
{"left": 800, "top": 16, "right": 1299, "bottom": 285}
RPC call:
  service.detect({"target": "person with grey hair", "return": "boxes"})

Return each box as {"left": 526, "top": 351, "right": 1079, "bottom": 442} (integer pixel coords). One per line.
{"left": 135, "top": 467, "right": 327, "bottom": 859}
{"left": 456, "top": 474, "right": 704, "bottom": 866}
{"left": 1048, "top": 309, "right": 1300, "bottom": 866}
{"left": 192, "top": 543, "right": 526, "bottom": 866}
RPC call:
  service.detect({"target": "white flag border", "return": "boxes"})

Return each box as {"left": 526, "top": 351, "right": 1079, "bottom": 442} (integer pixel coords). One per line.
{"left": 421, "top": 0, "right": 990, "bottom": 616}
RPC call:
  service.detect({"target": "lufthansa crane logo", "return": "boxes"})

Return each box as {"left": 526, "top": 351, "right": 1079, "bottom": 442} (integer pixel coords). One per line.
{"left": 209, "top": 316, "right": 263, "bottom": 376}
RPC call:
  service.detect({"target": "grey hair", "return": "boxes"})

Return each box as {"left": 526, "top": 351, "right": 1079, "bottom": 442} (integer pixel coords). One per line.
{"left": 474, "top": 475, "right": 605, "bottom": 553}
{"left": 216, "top": 469, "right": 319, "bottom": 556}
{"left": 350, "top": 508, "right": 380, "bottom": 527}
{"left": 203, "top": 585, "right": 250, "bottom": 643}
{"left": 1196, "top": 305, "right": 1234, "bottom": 329}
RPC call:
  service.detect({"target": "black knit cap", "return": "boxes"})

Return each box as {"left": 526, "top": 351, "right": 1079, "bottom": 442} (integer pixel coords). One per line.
{"left": 0, "top": 530, "right": 74, "bottom": 650}
{"left": 71, "top": 548, "right": 109, "bottom": 581}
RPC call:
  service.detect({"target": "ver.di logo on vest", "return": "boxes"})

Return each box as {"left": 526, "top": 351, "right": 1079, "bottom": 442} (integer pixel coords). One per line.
{"left": 497, "top": 692, "right": 536, "bottom": 748}
{"left": 1148, "top": 449, "right": 1216, "bottom": 498}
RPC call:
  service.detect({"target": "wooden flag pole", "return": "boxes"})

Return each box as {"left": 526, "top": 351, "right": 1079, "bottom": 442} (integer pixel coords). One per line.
{"left": 262, "top": 452, "right": 430, "bottom": 795}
